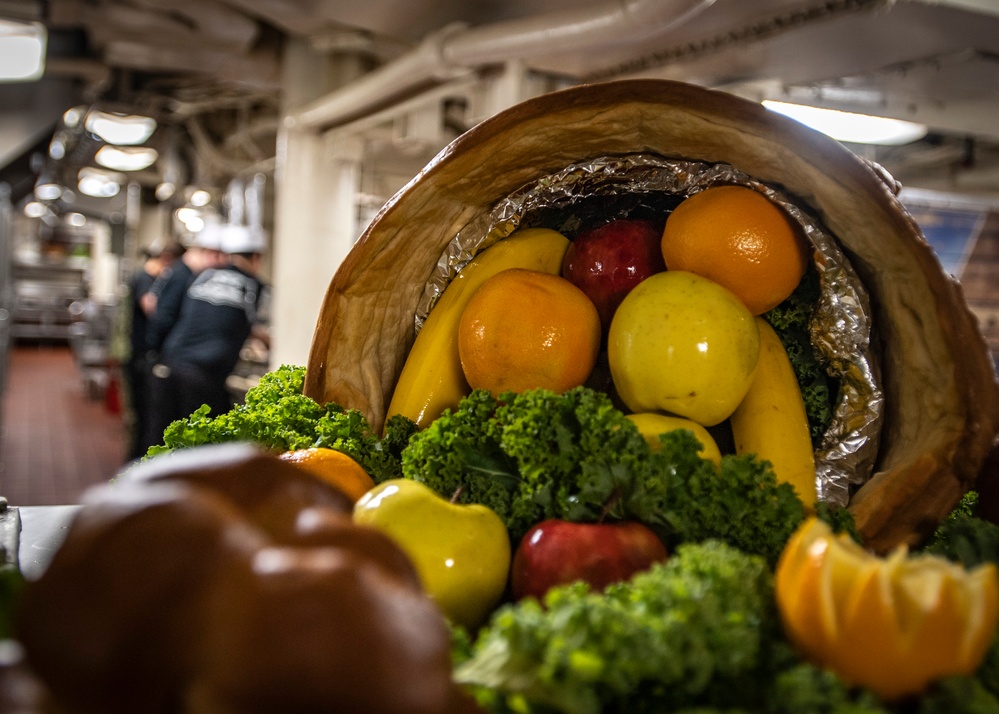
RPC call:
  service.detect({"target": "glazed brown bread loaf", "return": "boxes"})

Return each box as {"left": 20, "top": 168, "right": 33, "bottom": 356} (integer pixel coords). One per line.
{"left": 304, "top": 79, "right": 999, "bottom": 553}
{"left": 15, "top": 444, "right": 481, "bottom": 714}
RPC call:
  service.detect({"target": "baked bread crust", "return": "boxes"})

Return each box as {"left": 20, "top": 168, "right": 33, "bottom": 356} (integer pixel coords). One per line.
{"left": 15, "top": 444, "right": 480, "bottom": 714}
{"left": 305, "top": 79, "right": 999, "bottom": 552}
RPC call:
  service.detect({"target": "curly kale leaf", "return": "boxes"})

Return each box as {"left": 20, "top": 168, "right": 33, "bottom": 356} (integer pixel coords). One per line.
{"left": 457, "top": 541, "right": 778, "bottom": 714}
{"left": 493, "top": 387, "right": 659, "bottom": 538}
{"left": 403, "top": 387, "right": 807, "bottom": 559}
{"left": 923, "top": 516, "right": 999, "bottom": 570}
{"left": 915, "top": 676, "right": 999, "bottom": 714}
{"left": 146, "top": 364, "right": 410, "bottom": 483}
{"left": 243, "top": 363, "right": 307, "bottom": 406}
{"left": 814, "top": 501, "right": 863, "bottom": 544}
{"left": 402, "top": 388, "right": 659, "bottom": 543}
{"left": 400, "top": 389, "right": 521, "bottom": 515}
{"left": 765, "top": 664, "right": 888, "bottom": 714}
{"left": 975, "top": 634, "right": 999, "bottom": 700}
{"left": 654, "top": 431, "right": 805, "bottom": 566}
{"left": 764, "top": 265, "right": 837, "bottom": 445}
{"left": 922, "top": 492, "right": 999, "bottom": 569}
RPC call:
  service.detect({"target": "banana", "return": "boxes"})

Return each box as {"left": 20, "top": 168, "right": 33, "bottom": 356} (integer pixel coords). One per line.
{"left": 386, "top": 228, "right": 571, "bottom": 429}
{"left": 729, "top": 317, "right": 817, "bottom": 509}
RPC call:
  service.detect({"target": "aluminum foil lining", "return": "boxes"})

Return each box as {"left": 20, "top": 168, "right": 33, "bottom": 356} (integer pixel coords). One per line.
{"left": 414, "top": 155, "right": 884, "bottom": 506}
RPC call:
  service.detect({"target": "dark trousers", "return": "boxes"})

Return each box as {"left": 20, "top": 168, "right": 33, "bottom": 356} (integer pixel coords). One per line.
{"left": 143, "top": 361, "right": 232, "bottom": 451}
{"left": 123, "top": 355, "right": 152, "bottom": 462}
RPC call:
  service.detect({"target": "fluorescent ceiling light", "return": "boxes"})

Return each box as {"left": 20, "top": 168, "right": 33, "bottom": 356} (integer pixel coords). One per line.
{"left": 48, "top": 135, "right": 66, "bottom": 160}
{"left": 34, "top": 182, "right": 63, "bottom": 201}
{"left": 183, "top": 215, "right": 205, "bottom": 233}
{"left": 175, "top": 207, "right": 201, "bottom": 223}
{"left": 189, "top": 189, "right": 212, "bottom": 207}
{"left": 95, "top": 145, "right": 159, "bottom": 172}
{"left": 763, "top": 101, "right": 928, "bottom": 145}
{"left": 63, "top": 106, "right": 86, "bottom": 128}
{"left": 78, "top": 167, "right": 123, "bottom": 198}
{"left": 155, "top": 182, "right": 177, "bottom": 201}
{"left": 0, "top": 19, "right": 46, "bottom": 82}
{"left": 85, "top": 110, "right": 157, "bottom": 145}
{"left": 23, "top": 201, "right": 47, "bottom": 218}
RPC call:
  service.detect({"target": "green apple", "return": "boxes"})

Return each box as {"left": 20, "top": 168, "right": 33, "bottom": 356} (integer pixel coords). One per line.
{"left": 353, "top": 478, "right": 511, "bottom": 630}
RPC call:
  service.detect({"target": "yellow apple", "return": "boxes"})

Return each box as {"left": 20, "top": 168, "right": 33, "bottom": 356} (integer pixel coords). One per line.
{"left": 353, "top": 479, "right": 511, "bottom": 630}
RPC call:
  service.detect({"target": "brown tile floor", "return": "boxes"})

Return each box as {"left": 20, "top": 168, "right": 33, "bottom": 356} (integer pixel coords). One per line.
{"left": 0, "top": 342, "right": 126, "bottom": 506}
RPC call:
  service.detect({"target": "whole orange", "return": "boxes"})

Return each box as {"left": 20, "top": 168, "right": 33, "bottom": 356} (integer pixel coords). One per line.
{"left": 661, "top": 185, "right": 811, "bottom": 315}
{"left": 278, "top": 448, "right": 376, "bottom": 502}
{"left": 457, "top": 268, "right": 601, "bottom": 396}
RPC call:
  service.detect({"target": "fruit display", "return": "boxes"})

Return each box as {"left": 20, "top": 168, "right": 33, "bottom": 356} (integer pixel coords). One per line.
{"left": 13, "top": 372, "right": 999, "bottom": 712}
{"left": 9, "top": 79, "right": 999, "bottom": 712}
{"left": 306, "top": 79, "right": 998, "bottom": 553}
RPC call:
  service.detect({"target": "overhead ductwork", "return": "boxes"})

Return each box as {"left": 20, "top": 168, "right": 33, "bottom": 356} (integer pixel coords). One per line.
{"left": 290, "top": 0, "right": 717, "bottom": 130}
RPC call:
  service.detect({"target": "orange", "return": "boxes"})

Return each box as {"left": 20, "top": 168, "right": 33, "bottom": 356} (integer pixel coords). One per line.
{"left": 661, "top": 185, "right": 811, "bottom": 315}
{"left": 457, "top": 268, "right": 601, "bottom": 396}
{"left": 775, "top": 517, "right": 999, "bottom": 701}
{"left": 278, "top": 448, "right": 376, "bottom": 503}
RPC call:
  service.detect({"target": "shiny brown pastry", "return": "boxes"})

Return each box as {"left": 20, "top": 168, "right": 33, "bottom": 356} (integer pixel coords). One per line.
{"left": 304, "top": 79, "right": 999, "bottom": 552}
{"left": 15, "top": 443, "right": 480, "bottom": 714}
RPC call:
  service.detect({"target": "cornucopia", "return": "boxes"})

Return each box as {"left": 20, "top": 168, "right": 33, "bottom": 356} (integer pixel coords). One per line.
{"left": 305, "top": 78, "right": 999, "bottom": 552}
{"left": 8, "top": 79, "right": 999, "bottom": 713}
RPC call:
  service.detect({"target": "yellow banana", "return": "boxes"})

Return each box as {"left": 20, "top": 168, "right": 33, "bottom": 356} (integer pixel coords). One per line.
{"left": 729, "top": 317, "right": 817, "bottom": 509}
{"left": 386, "top": 228, "right": 571, "bottom": 429}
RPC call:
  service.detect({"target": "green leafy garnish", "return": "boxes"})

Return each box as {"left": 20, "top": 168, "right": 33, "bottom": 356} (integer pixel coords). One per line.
{"left": 457, "top": 541, "right": 779, "bottom": 714}
{"left": 922, "top": 491, "right": 999, "bottom": 569}
{"left": 144, "top": 364, "right": 416, "bottom": 483}
{"left": 402, "top": 386, "right": 805, "bottom": 564}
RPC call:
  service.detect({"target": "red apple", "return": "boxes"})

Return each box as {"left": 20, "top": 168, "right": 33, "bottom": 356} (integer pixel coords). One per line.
{"left": 562, "top": 219, "right": 667, "bottom": 329}
{"left": 511, "top": 519, "right": 669, "bottom": 602}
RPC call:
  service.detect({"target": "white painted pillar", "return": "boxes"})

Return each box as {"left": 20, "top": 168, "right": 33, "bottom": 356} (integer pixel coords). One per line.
{"left": 269, "top": 38, "right": 370, "bottom": 368}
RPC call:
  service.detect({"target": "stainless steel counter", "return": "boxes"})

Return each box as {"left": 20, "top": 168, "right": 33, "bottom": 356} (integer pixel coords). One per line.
{"left": 13, "top": 505, "right": 80, "bottom": 581}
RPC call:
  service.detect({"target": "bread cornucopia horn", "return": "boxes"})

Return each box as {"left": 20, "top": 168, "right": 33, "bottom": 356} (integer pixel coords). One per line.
{"left": 304, "top": 79, "right": 999, "bottom": 553}
{"left": 14, "top": 444, "right": 483, "bottom": 714}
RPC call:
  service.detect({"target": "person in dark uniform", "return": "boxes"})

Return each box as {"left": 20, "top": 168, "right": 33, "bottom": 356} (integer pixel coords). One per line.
{"left": 123, "top": 241, "right": 184, "bottom": 461}
{"left": 144, "top": 224, "right": 268, "bottom": 448}
{"left": 137, "top": 224, "right": 226, "bottom": 454}
{"left": 144, "top": 222, "right": 226, "bottom": 357}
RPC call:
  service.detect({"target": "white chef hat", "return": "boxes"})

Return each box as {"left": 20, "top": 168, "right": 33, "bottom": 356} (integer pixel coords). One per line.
{"left": 190, "top": 216, "right": 224, "bottom": 251}
{"left": 221, "top": 224, "right": 268, "bottom": 255}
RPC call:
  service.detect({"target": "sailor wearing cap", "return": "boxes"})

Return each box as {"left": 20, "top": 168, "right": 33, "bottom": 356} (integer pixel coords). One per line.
{"left": 143, "top": 224, "right": 269, "bottom": 449}
{"left": 136, "top": 221, "right": 228, "bottom": 455}
{"left": 144, "top": 218, "right": 227, "bottom": 356}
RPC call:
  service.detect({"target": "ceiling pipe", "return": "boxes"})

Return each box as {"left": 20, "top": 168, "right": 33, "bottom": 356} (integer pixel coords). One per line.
{"left": 290, "top": 0, "right": 717, "bottom": 132}
{"left": 126, "top": 0, "right": 260, "bottom": 52}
